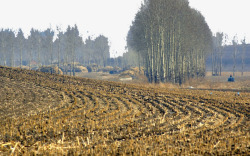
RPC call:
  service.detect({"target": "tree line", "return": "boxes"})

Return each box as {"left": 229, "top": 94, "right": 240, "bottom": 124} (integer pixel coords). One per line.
{"left": 210, "top": 33, "right": 248, "bottom": 76}
{"left": 0, "top": 25, "right": 110, "bottom": 75}
{"left": 127, "top": 0, "right": 213, "bottom": 84}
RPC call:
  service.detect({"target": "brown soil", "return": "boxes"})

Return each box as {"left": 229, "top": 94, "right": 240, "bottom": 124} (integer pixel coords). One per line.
{"left": 0, "top": 66, "right": 249, "bottom": 155}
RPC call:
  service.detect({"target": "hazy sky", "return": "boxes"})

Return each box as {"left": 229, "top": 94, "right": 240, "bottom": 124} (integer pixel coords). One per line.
{"left": 189, "top": 0, "right": 250, "bottom": 45}
{"left": 0, "top": 0, "right": 249, "bottom": 57}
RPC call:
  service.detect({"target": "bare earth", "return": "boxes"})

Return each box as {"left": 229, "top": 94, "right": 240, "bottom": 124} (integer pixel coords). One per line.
{"left": 0, "top": 66, "right": 249, "bottom": 155}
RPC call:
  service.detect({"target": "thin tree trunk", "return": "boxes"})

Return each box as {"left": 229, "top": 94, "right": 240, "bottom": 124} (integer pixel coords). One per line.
{"left": 38, "top": 38, "right": 41, "bottom": 67}
{"left": 20, "top": 44, "right": 23, "bottom": 68}
{"left": 58, "top": 39, "right": 60, "bottom": 74}
{"left": 233, "top": 46, "right": 236, "bottom": 76}
{"left": 241, "top": 44, "right": 245, "bottom": 76}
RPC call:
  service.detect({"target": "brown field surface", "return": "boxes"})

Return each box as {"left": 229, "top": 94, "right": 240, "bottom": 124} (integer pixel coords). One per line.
{"left": 183, "top": 72, "right": 250, "bottom": 91}
{"left": 75, "top": 71, "right": 250, "bottom": 91}
{"left": 0, "top": 66, "right": 249, "bottom": 155}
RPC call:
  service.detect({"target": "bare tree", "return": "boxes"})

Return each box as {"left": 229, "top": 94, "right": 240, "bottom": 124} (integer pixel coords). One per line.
{"left": 241, "top": 37, "right": 246, "bottom": 76}
{"left": 127, "top": 0, "right": 212, "bottom": 84}
{"left": 232, "top": 35, "right": 238, "bottom": 76}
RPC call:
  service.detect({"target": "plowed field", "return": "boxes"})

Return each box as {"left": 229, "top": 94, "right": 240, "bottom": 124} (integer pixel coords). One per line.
{"left": 0, "top": 66, "right": 249, "bottom": 155}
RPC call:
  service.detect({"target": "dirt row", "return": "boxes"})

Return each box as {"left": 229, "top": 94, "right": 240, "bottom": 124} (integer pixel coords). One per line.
{"left": 0, "top": 66, "right": 249, "bottom": 155}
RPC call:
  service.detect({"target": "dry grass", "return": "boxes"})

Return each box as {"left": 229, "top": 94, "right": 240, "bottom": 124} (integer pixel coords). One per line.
{"left": 38, "top": 66, "right": 63, "bottom": 75}
{"left": 0, "top": 66, "right": 249, "bottom": 155}
{"left": 182, "top": 72, "right": 250, "bottom": 91}
{"left": 74, "top": 66, "right": 88, "bottom": 73}
{"left": 206, "top": 71, "right": 250, "bottom": 77}
{"left": 99, "top": 66, "right": 114, "bottom": 72}
{"left": 76, "top": 71, "right": 250, "bottom": 91}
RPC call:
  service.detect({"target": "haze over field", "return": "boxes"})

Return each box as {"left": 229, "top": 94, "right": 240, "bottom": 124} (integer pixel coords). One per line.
{"left": 0, "top": 0, "right": 249, "bottom": 56}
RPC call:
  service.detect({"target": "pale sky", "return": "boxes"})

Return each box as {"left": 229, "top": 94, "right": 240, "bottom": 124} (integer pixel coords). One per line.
{"left": 189, "top": 0, "right": 250, "bottom": 45}
{"left": 0, "top": 0, "right": 249, "bottom": 57}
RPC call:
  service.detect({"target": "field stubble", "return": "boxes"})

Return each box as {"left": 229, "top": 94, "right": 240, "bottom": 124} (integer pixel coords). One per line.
{"left": 184, "top": 72, "right": 250, "bottom": 91}
{"left": 0, "top": 66, "right": 249, "bottom": 155}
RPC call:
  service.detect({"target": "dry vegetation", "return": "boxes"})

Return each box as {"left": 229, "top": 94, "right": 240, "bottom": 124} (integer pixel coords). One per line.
{"left": 0, "top": 66, "right": 249, "bottom": 155}
{"left": 183, "top": 72, "right": 250, "bottom": 91}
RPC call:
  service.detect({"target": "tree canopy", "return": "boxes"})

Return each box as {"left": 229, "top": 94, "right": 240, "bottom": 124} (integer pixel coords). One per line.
{"left": 0, "top": 25, "right": 110, "bottom": 74}
{"left": 127, "top": 0, "right": 213, "bottom": 84}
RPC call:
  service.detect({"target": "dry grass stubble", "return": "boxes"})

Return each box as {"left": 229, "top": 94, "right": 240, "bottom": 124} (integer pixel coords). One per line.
{"left": 0, "top": 67, "right": 249, "bottom": 155}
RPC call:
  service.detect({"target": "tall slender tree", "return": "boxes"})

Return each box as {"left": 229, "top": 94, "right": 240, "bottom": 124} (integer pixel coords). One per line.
{"left": 241, "top": 37, "right": 246, "bottom": 76}
{"left": 0, "top": 29, "right": 8, "bottom": 66}
{"left": 56, "top": 26, "right": 63, "bottom": 74}
{"left": 232, "top": 35, "right": 238, "bottom": 76}
{"left": 16, "top": 29, "right": 25, "bottom": 68}
{"left": 65, "top": 25, "right": 82, "bottom": 76}
{"left": 94, "top": 35, "right": 110, "bottom": 67}
{"left": 0, "top": 24, "right": 110, "bottom": 72}
{"left": 43, "top": 28, "right": 54, "bottom": 70}
{"left": 127, "top": 0, "right": 212, "bottom": 84}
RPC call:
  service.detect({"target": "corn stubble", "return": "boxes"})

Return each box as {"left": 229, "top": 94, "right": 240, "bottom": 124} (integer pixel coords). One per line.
{"left": 0, "top": 66, "right": 249, "bottom": 155}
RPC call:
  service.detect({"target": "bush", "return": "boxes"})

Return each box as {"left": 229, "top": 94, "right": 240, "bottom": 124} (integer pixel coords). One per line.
{"left": 119, "top": 67, "right": 144, "bottom": 78}
{"left": 74, "top": 66, "right": 88, "bottom": 73}
{"left": 99, "top": 66, "right": 114, "bottom": 72}
{"left": 87, "top": 64, "right": 100, "bottom": 72}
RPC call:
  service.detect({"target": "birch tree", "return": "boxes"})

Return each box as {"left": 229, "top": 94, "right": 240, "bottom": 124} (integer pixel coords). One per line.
{"left": 127, "top": 0, "right": 212, "bottom": 84}
{"left": 232, "top": 35, "right": 238, "bottom": 76}
{"left": 241, "top": 37, "right": 246, "bottom": 76}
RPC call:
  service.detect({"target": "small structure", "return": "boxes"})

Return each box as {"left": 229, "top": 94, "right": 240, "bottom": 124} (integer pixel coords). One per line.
{"left": 228, "top": 75, "right": 235, "bottom": 82}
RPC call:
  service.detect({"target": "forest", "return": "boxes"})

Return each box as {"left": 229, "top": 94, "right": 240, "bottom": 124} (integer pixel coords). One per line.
{"left": 0, "top": 25, "right": 110, "bottom": 75}
{"left": 127, "top": 0, "right": 213, "bottom": 84}
{"left": 208, "top": 32, "right": 250, "bottom": 75}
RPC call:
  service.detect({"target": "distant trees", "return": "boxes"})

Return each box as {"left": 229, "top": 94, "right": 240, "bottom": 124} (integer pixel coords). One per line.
{"left": 94, "top": 35, "right": 110, "bottom": 67}
{"left": 209, "top": 34, "right": 249, "bottom": 75}
{"left": 0, "top": 29, "right": 16, "bottom": 66}
{"left": 0, "top": 25, "right": 110, "bottom": 75}
{"left": 16, "top": 29, "right": 25, "bottom": 68}
{"left": 82, "top": 35, "right": 110, "bottom": 66}
{"left": 122, "top": 49, "right": 140, "bottom": 69}
{"left": 8, "top": 30, "right": 16, "bottom": 67}
{"left": 212, "top": 32, "right": 225, "bottom": 76}
{"left": 43, "top": 28, "right": 54, "bottom": 68}
{"left": 64, "top": 25, "right": 82, "bottom": 76}
{"left": 232, "top": 35, "right": 238, "bottom": 76}
{"left": 241, "top": 37, "right": 246, "bottom": 76}
{"left": 55, "top": 26, "right": 63, "bottom": 74}
{"left": 127, "top": 0, "right": 213, "bottom": 84}
{"left": 207, "top": 39, "right": 250, "bottom": 73}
